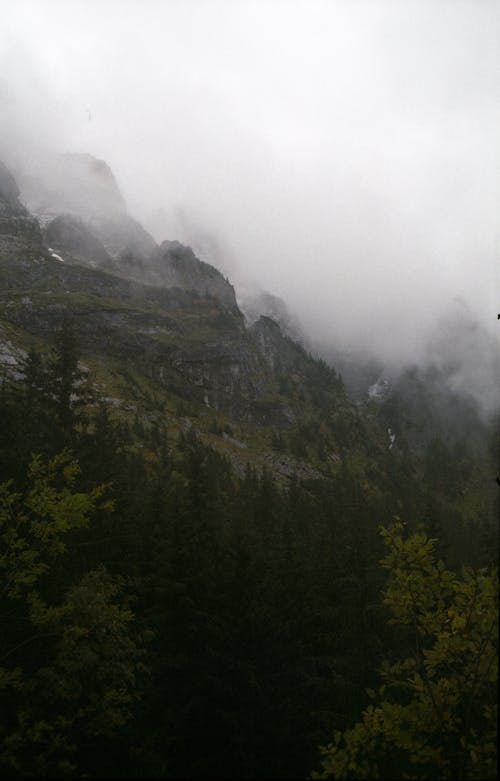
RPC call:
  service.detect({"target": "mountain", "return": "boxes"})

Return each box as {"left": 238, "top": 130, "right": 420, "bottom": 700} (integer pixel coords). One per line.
{"left": 237, "top": 287, "right": 306, "bottom": 344}
{"left": 2, "top": 155, "right": 497, "bottom": 467}
{"left": 0, "top": 160, "right": 42, "bottom": 260}
{"left": 17, "top": 151, "right": 126, "bottom": 221}
{"left": 0, "top": 154, "right": 497, "bottom": 780}
{"left": 0, "top": 157, "right": 355, "bottom": 472}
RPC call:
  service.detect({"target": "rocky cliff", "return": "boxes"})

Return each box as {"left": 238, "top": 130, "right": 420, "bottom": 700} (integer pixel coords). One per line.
{"left": 0, "top": 159, "right": 343, "bottom": 429}
{"left": 16, "top": 154, "right": 238, "bottom": 308}
{"left": 0, "top": 161, "right": 42, "bottom": 260}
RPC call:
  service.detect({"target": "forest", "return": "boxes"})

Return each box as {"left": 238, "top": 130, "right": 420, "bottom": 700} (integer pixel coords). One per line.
{"left": 0, "top": 322, "right": 497, "bottom": 779}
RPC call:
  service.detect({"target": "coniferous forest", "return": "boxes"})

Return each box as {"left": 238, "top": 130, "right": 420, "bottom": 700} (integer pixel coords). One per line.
{"left": 0, "top": 323, "right": 497, "bottom": 779}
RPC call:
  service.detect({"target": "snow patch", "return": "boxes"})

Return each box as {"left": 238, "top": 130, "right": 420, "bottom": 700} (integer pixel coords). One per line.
{"left": 48, "top": 247, "right": 65, "bottom": 262}
{"left": 387, "top": 427, "right": 396, "bottom": 450}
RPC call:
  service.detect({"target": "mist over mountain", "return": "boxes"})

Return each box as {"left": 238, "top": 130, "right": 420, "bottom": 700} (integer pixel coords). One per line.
{"left": 0, "top": 5, "right": 498, "bottom": 779}
{"left": 2, "top": 142, "right": 497, "bottom": 422}
{"left": 1, "top": 0, "right": 498, "bottom": 382}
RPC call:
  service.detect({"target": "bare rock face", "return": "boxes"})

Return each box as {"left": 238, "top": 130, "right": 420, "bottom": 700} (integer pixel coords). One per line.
{"left": 91, "top": 213, "right": 158, "bottom": 262}
{"left": 249, "top": 315, "right": 308, "bottom": 372}
{"left": 13, "top": 152, "right": 237, "bottom": 307}
{"left": 45, "top": 215, "right": 111, "bottom": 267}
{"left": 1, "top": 154, "right": 303, "bottom": 427}
{"left": 238, "top": 289, "right": 305, "bottom": 344}
{"left": 17, "top": 153, "right": 161, "bottom": 272}
{"left": 0, "top": 161, "right": 42, "bottom": 258}
{"left": 0, "top": 155, "right": 350, "bottom": 433}
{"left": 149, "top": 240, "right": 238, "bottom": 308}
{"left": 0, "top": 161, "right": 21, "bottom": 207}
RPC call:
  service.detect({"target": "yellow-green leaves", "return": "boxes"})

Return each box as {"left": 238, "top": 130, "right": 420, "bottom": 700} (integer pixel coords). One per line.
{"left": 0, "top": 452, "right": 109, "bottom": 599}
{"left": 0, "top": 453, "right": 142, "bottom": 776}
{"left": 315, "top": 521, "right": 498, "bottom": 779}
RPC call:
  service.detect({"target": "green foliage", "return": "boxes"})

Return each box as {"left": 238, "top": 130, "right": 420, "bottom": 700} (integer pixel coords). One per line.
{"left": 0, "top": 452, "right": 109, "bottom": 599}
{"left": 47, "top": 317, "right": 94, "bottom": 436}
{"left": 0, "top": 454, "right": 142, "bottom": 777}
{"left": 0, "top": 327, "right": 497, "bottom": 778}
{"left": 315, "top": 521, "right": 498, "bottom": 780}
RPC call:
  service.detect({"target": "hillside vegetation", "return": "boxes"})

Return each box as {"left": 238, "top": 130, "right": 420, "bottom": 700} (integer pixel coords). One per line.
{"left": 0, "top": 157, "right": 497, "bottom": 778}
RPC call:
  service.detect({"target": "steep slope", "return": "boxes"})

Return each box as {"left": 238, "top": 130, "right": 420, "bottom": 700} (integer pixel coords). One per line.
{"left": 0, "top": 160, "right": 42, "bottom": 261}
{"left": 238, "top": 288, "right": 305, "bottom": 344}
{"left": 1, "top": 157, "right": 496, "bottom": 781}
{"left": 1, "top": 156, "right": 495, "bottom": 497}
{"left": 18, "top": 153, "right": 237, "bottom": 309}
{"left": 0, "top": 160, "right": 346, "bottom": 438}
{"left": 18, "top": 151, "right": 126, "bottom": 222}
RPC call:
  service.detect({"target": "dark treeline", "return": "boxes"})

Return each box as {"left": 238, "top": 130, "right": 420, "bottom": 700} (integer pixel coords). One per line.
{"left": 0, "top": 331, "right": 497, "bottom": 778}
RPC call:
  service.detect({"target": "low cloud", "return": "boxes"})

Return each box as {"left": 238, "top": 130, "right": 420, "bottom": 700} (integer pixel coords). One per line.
{"left": 1, "top": 0, "right": 498, "bottom": 381}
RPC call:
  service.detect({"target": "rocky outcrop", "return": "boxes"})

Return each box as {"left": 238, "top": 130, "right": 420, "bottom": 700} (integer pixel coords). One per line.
{"left": 15, "top": 154, "right": 236, "bottom": 308}
{"left": 0, "top": 158, "right": 333, "bottom": 428}
{"left": 90, "top": 214, "right": 158, "bottom": 262}
{"left": 148, "top": 240, "right": 238, "bottom": 307}
{"left": 15, "top": 153, "right": 163, "bottom": 274}
{"left": 249, "top": 315, "right": 310, "bottom": 373}
{"left": 0, "top": 161, "right": 42, "bottom": 259}
{"left": 0, "top": 161, "right": 21, "bottom": 207}
{"left": 0, "top": 238, "right": 299, "bottom": 424}
{"left": 45, "top": 215, "right": 111, "bottom": 267}
{"left": 0, "top": 228, "right": 263, "bottom": 421}
{"left": 239, "top": 289, "right": 305, "bottom": 344}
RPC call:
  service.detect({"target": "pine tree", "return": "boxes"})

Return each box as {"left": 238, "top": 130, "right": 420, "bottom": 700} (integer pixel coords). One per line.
{"left": 46, "top": 316, "right": 93, "bottom": 440}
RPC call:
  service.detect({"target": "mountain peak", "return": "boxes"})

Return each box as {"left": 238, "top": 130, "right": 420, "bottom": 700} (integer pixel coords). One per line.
{"left": 18, "top": 151, "right": 126, "bottom": 224}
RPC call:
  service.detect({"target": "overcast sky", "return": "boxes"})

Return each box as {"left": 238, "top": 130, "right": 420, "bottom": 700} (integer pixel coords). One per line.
{"left": 1, "top": 0, "right": 499, "bottom": 363}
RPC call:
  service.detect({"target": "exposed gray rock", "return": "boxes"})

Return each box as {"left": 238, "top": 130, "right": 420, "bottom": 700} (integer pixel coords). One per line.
{"left": 148, "top": 240, "right": 238, "bottom": 307}
{"left": 0, "top": 324, "right": 27, "bottom": 381}
{"left": 0, "top": 155, "right": 341, "bottom": 431}
{"left": 0, "top": 161, "right": 21, "bottom": 206}
{"left": 12, "top": 153, "right": 238, "bottom": 307}
{"left": 90, "top": 213, "right": 158, "bottom": 262}
{"left": 45, "top": 215, "right": 111, "bottom": 267}
{"left": 226, "top": 447, "right": 325, "bottom": 483}
{"left": 249, "top": 315, "right": 311, "bottom": 375}
{"left": 238, "top": 289, "right": 305, "bottom": 344}
{"left": 0, "top": 161, "right": 42, "bottom": 259}
{"left": 17, "top": 153, "right": 160, "bottom": 267}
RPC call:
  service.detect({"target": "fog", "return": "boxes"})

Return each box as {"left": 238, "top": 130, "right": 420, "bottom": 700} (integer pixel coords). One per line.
{"left": 1, "top": 0, "right": 499, "bottom": 371}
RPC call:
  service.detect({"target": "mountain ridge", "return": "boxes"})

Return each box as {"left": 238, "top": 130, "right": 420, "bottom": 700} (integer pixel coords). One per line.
{"left": 0, "top": 154, "right": 496, "bottom": 475}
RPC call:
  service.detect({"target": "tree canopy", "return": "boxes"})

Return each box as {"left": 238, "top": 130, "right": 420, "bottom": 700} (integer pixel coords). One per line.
{"left": 314, "top": 521, "right": 498, "bottom": 780}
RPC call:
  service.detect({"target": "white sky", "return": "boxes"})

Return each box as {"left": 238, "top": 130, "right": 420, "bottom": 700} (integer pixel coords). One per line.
{"left": 1, "top": 0, "right": 499, "bottom": 362}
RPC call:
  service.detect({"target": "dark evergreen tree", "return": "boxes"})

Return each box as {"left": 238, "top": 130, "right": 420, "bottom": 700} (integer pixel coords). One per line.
{"left": 46, "top": 316, "right": 93, "bottom": 441}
